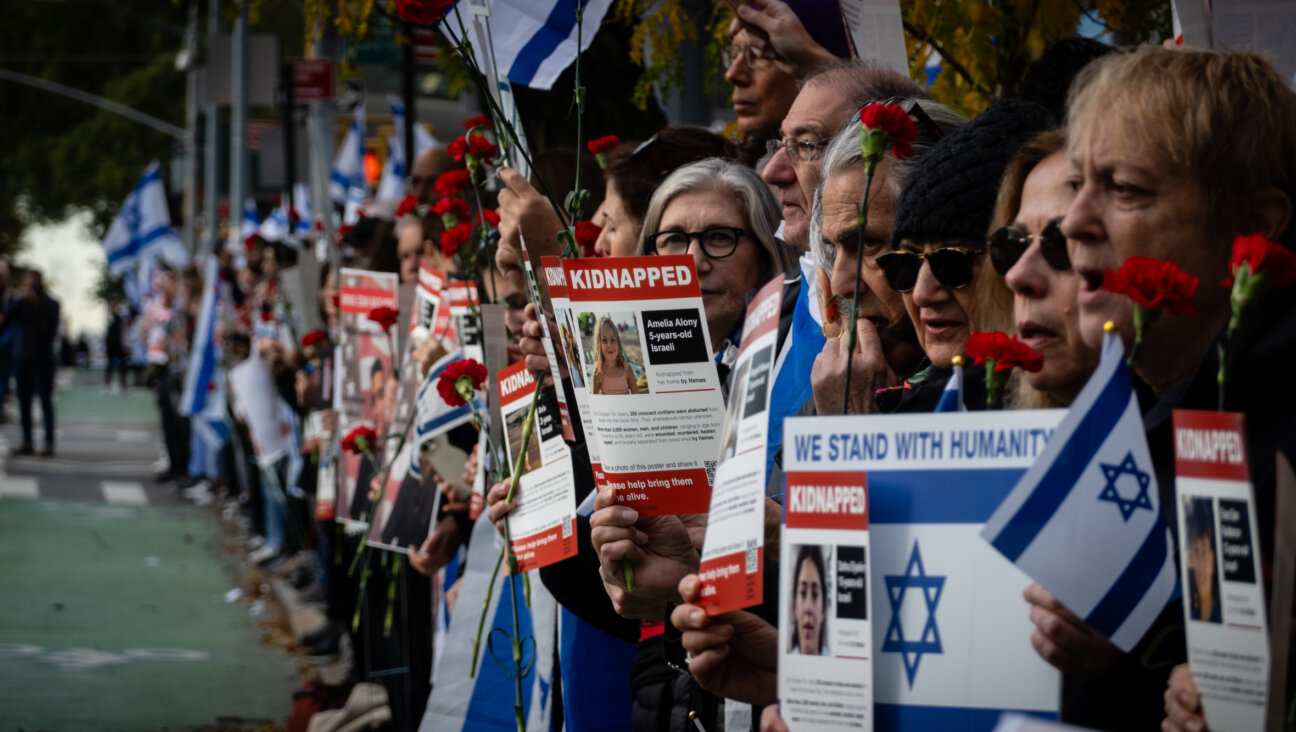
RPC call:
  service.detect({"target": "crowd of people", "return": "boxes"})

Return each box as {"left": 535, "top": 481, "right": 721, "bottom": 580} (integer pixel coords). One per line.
{"left": 124, "top": 1, "right": 1296, "bottom": 731}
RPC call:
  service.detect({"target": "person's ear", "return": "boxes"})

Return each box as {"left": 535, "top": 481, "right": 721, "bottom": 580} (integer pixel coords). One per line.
{"left": 1249, "top": 187, "right": 1292, "bottom": 242}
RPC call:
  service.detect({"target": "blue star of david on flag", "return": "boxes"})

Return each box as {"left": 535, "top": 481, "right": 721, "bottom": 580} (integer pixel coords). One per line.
{"left": 1097, "top": 451, "right": 1153, "bottom": 521}
{"left": 882, "top": 540, "right": 945, "bottom": 688}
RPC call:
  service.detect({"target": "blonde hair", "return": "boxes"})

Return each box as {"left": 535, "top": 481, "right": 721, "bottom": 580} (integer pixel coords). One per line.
{"left": 1067, "top": 48, "right": 1296, "bottom": 247}
{"left": 592, "top": 316, "right": 626, "bottom": 381}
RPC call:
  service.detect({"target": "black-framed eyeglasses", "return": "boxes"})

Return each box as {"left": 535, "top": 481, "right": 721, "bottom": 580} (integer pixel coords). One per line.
{"left": 647, "top": 226, "right": 749, "bottom": 258}
{"left": 765, "top": 137, "right": 831, "bottom": 163}
{"left": 988, "top": 220, "right": 1071, "bottom": 276}
{"left": 861, "top": 96, "right": 945, "bottom": 143}
{"left": 721, "top": 43, "right": 780, "bottom": 71}
{"left": 876, "top": 247, "right": 984, "bottom": 293}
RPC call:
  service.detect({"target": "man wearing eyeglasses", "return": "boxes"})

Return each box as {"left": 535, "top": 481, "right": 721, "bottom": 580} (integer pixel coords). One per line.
{"left": 759, "top": 63, "right": 928, "bottom": 252}
{"left": 408, "top": 147, "right": 458, "bottom": 206}
{"left": 723, "top": 0, "right": 850, "bottom": 162}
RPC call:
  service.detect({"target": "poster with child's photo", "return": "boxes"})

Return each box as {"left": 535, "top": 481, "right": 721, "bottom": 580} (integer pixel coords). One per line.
{"left": 578, "top": 311, "right": 648, "bottom": 395}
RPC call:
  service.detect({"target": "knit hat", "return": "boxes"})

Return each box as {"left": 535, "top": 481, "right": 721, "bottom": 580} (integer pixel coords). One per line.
{"left": 783, "top": 0, "right": 851, "bottom": 59}
{"left": 891, "top": 99, "right": 1055, "bottom": 247}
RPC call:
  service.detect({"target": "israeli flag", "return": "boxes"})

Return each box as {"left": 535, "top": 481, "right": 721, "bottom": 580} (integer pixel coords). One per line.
{"left": 103, "top": 162, "right": 188, "bottom": 275}
{"left": 766, "top": 253, "right": 826, "bottom": 479}
{"left": 377, "top": 133, "right": 406, "bottom": 201}
{"left": 981, "top": 332, "right": 1178, "bottom": 651}
{"left": 293, "top": 183, "right": 313, "bottom": 236}
{"left": 934, "top": 363, "right": 967, "bottom": 412}
{"left": 330, "top": 103, "right": 367, "bottom": 205}
{"left": 179, "top": 257, "right": 231, "bottom": 449}
{"left": 441, "top": 0, "right": 615, "bottom": 91}
{"left": 240, "top": 198, "right": 260, "bottom": 243}
{"left": 257, "top": 206, "right": 290, "bottom": 243}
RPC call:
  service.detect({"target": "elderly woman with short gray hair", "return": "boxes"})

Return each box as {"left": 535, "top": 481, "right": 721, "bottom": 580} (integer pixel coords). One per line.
{"left": 637, "top": 157, "right": 796, "bottom": 353}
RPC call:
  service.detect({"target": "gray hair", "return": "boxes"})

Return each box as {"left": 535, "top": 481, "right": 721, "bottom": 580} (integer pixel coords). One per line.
{"left": 636, "top": 158, "right": 794, "bottom": 280}
{"left": 810, "top": 101, "right": 967, "bottom": 272}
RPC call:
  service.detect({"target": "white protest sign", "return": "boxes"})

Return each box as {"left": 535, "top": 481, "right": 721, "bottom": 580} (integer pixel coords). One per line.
{"left": 561, "top": 255, "right": 726, "bottom": 515}
{"left": 229, "top": 356, "right": 296, "bottom": 468}
{"left": 496, "top": 360, "right": 577, "bottom": 572}
{"left": 1173, "top": 409, "right": 1271, "bottom": 731}
{"left": 784, "top": 411, "right": 1063, "bottom": 729}
{"left": 698, "top": 276, "right": 782, "bottom": 616}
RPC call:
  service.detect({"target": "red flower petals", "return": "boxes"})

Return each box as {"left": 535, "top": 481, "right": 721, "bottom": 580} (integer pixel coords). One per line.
{"left": 342, "top": 425, "right": 378, "bottom": 455}
{"left": 367, "top": 306, "right": 400, "bottom": 331}
{"left": 1225, "top": 233, "right": 1296, "bottom": 289}
{"left": 859, "top": 103, "right": 919, "bottom": 161}
{"left": 437, "top": 358, "right": 488, "bottom": 407}
{"left": 1102, "top": 256, "right": 1199, "bottom": 316}
{"left": 434, "top": 169, "right": 471, "bottom": 198}
{"left": 573, "top": 220, "right": 602, "bottom": 257}
{"left": 440, "top": 222, "right": 473, "bottom": 257}
{"left": 965, "top": 331, "right": 1044, "bottom": 373}
{"left": 586, "top": 135, "right": 620, "bottom": 156}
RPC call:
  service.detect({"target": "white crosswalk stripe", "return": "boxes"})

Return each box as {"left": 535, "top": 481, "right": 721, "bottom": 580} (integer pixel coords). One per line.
{"left": 101, "top": 481, "right": 149, "bottom": 506}
{"left": 0, "top": 474, "right": 39, "bottom": 499}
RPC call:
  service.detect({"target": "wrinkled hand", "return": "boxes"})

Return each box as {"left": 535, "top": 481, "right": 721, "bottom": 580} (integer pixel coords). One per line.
{"left": 518, "top": 304, "right": 557, "bottom": 386}
{"left": 413, "top": 336, "right": 448, "bottom": 381}
{"left": 497, "top": 167, "right": 564, "bottom": 262}
{"left": 812, "top": 311, "right": 894, "bottom": 416}
{"left": 408, "top": 513, "right": 464, "bottom": 576}
{"left": 1023, "top": 583, "right": 1123, "bottom": 681}
{"left": 671, "top": 574, "right": 778, "bottom": 705}
{"left": 759, "top": 705, "right": 790, "bottom": 732}
{"left": 591, "top": 487, "right": 699, "bottom": 620}
{"left": 1163, "top": 663, "right": 1206, "bottom": 731}
{"left": 485, "top": 479, "right": 515, "bottom": 536}
{"left": 729, "top": 0, "right": 838, "bottom": 76}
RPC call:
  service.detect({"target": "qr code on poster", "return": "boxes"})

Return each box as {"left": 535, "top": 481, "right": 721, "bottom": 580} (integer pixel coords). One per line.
{"left": 745, "top": 538, "right": 758, "bottom": 574}
{"left": 704, "top": 460, "right": 717, "bottom": 485}
{"left": 562, "top": 515, "right": 572, "bottom": 538}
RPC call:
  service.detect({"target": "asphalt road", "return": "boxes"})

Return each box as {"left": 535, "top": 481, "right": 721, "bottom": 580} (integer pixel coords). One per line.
{"left": 0, "top": 368, "right": 300, "bottom": 732}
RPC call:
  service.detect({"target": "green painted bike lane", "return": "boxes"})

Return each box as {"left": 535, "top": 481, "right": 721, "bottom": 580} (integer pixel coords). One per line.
{"left": 0, "top": 498, "right": 299, "bottom": 731}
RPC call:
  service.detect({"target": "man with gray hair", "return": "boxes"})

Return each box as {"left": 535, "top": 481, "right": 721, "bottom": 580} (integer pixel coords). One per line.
{"left": 809, "top": 101, "right": 965, "bottom": 415}
{"left": 761, "top": 60, "right": 930, "bottom": 253}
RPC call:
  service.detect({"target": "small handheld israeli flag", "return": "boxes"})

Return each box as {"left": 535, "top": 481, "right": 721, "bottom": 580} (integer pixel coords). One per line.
{"left": 934, "top": 358, "right": 967, "bottom": 412}
{"left": 981, "top": 328, "right": 1177, "bottom": 651}
{"left": 240, "top": 198, "right": 260, "bottom": 244}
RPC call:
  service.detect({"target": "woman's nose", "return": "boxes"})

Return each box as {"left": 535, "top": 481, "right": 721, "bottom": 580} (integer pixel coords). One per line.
{"left": 1005, "top": 243, "right": 1050, "bottom": 299}
{"left": 910, "top": 260, "right": 948, "bottom": 306}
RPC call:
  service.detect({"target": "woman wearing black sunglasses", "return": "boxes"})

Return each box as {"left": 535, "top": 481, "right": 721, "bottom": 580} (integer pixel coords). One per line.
{"left": 876, "top": 100, "right": 1053, "bottom": 405}
{"left": 989, "top": 130, "right": 1098, "bottom": 409}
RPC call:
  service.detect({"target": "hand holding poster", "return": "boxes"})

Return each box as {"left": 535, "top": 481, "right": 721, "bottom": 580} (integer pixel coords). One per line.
{"left": 561, "top": 255, "right": 726, "bottom": 515}
{"left": 698, "top": 277, "right": 782, "bottom": 615}
{"left": 496, "top": 360, "right": 577, "bottom": 572}
{"left": 1173, "top": 409, "right": 1271, "bottom": 731}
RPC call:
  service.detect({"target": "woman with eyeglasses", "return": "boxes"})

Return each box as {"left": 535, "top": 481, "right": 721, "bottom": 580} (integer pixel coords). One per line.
{"left": 989, "top": 130, "right": 1099, "bottom": 408}
{"left": 873, "top": 100, "right": 1054, "bottom": 411}
{"left": 638, "top": 158, "right": 796, "bottom": 354}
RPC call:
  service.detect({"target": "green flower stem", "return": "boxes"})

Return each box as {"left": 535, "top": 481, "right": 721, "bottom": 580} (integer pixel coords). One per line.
{"left": 471, "top": 544, "right": 506, "bottom": 677}
{"left": 384, "top": 557, "right": 401, "bottom": 638}
{"left": 508, "top": 567, "right": 525, "bottom": 732}
{"left": 505, "top": 375, "right": 544, "bottom": 504}
{"left": 1219, "top": 266, "right": 1266, "bottom": 411}
{"left": 347, "top": 408, "right": 419, "bottom": 578}
{"left": 842, "top": 174, "right": 877, "bottom": 415}
{"left": 1128, "top": 304, "right": 1155, "bottom": 370}
{"left": 984, "top": 362, "right": 1006, "bottom": 410}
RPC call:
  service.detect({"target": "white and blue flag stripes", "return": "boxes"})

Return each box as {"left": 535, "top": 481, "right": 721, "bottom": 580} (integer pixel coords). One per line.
{"left": 379, "top": 95, "right": 442, "bottom": 200}
{"left": 934, "top": 363, "right": 967, "bottom": 412}
{"left": 179, "top": 257, "right": 222, "bottom": 418}
{"left": 330, "top": 103, "right": 367, "bottom": 204}
{"left": 103, "top": 162, "right": 188, "bottom": 276}
{"left": 240, "top": 198, "right": 260, "bottom": 243}
{"left": 441, "top": 0, "right": 614, "bottom": 91}
{"left": 981, "top": 332, "right": 1177, "bottom": 651}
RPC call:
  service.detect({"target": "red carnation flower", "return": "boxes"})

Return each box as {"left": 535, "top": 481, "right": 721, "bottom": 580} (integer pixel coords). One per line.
{"left": 437, "top": 358, "right": 488, "bottom": 407}
{"left": 1224, "top": 233, "right": 1296, "bottom": 289}
{"left": 435, "top": 169, "right": 471, "bottom": 198}
{"left": 476, "top": 209, "right": 500, "bottom": 228}
{"left": 587, "top": 135, "right": 620, "bottom": 156}
{"left": 367, "top": 306, "right": 400, "bottom": 331}
{"left": 1102, "top": 256, "right": 1199, "bottom": 316}
{"left": 338, "top": 223, "right": 354, "bottom": 239}
{"left": 965, "top": 331, "right": 1044, "bottom": 373}
{"left": 395, "top": 194, "right": 419, "bottom": 219}
{"left": 440, "top": 222, "right": 473, "bottom": 258}
{"left": 393, "top": 0, "right": 453, "bottom": 24}
{"left": 342, "top": 425, "right": 378, "bottom": 455}
{"left": 573, "top": 220, "right": 603, "bottom": 258}
{"left": 447, "top": 134, "right": 497, "bottom": 167}
{"left": 300, "top": 329, "right": 327, "bottom": 350}
{"left": 859, "top": 103, "right": 919, "bottom": 162}
{"left": 463, "top": 114, "right": 493, "bottom": 131}
{"left": 432, "top": 197, "right": 471, "bottom": 222}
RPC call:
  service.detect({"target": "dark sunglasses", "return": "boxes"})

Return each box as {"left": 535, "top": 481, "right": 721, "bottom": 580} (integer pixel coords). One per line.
{"left": 876, "top": 247, "right": 984, "bottom": 293}
{"left": 987, "top": 220, "right": 1071, "bottom": 275}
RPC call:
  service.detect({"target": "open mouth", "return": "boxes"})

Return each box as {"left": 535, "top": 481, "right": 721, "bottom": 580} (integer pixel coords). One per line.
{"left": 1018, "top": 321, "right": 1058, "bottom": 346}
{"left": 1079, "top": 269, "right": 1105, "bottom": 292}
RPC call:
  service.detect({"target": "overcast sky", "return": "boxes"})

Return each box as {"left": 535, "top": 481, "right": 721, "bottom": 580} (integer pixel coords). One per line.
{"left": 18, "top": 212, "right": 106, "bottom": 341}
